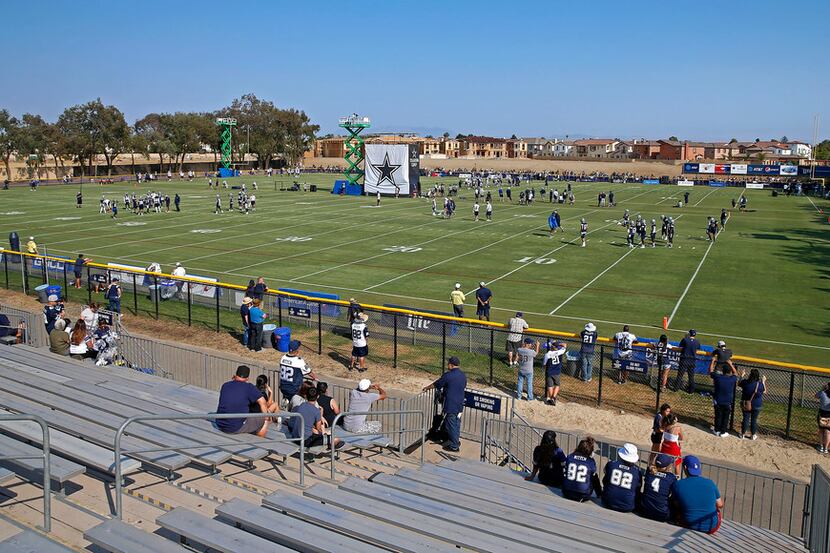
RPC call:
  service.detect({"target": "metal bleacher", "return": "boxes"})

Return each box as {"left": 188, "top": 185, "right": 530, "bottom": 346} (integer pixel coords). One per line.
{"left": 0, "top": 343, "right": 810, "bottom": 553}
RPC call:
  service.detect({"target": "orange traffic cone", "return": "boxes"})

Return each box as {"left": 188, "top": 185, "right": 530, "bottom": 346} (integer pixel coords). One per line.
{"left": 663, "top": 316, "right": 668, "bottom": 330}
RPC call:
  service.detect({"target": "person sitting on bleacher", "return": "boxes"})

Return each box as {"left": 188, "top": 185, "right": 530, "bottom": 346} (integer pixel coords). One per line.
{"left": 343, "top": 379, "right": 387, "bottom": 434}
{"left": 288, "top": 387, "right": 343, "bottom": 450}
{"left": 562, "top": 436, "right": 602, "bottom": 502}
{"left": 601, "top": 443, "right": 642, "bottom": 513}
{"left": 278, "top": 340, "right": 317, "bottom": 408}
{"left": 216, "top": 365, "right": 270, "bottom": 438}
{"left": 524, "top": 430, "right": 566, "bottom": 487}
{"left": 637, "top": 453, "right": 677, "bottom": 522}
{"left": 48, "top": 318, "right": 70, "bottom": 356}
{"left": 671, "top": 455, "right": 724, "bottom": 534}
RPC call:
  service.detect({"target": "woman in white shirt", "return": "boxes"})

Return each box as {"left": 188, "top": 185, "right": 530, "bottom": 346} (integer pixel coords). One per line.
{"left": 80, "top": 303, "right": 98, "bottom": 330}
{"left": 69, "top": 319, "right": 94, "bottom": 360}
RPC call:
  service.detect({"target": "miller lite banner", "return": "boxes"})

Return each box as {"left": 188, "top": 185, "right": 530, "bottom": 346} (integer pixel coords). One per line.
{"left": 365, "top": 144, "right": 411, "bottom": 195}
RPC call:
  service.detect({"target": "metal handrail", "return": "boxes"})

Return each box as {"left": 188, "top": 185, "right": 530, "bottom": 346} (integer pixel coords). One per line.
{"left": 114, "top": 411, "right": 305, "bottom": 519}
{"left": 329, "top": 409, "right": 426, "bottom": 480}
{"left": 0, "top": 414, "right": 51, "bottom": 532}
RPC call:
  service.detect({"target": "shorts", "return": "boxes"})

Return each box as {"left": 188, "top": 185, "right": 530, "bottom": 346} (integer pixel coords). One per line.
{"left": 650, "top": 430, "right": 663, "bottom": 445}
{"left": 352, "top": 345, "right": 368, "bottom": 358}
{"left": 506, "top": 340, "right": 521, "bottom": 354}
{"left": 234, "top": 416, "right": 265, "bottom": 435}
{"left": 302, "top": 433, "right": 326, "bottom": 448}
{"left": 546, "top": 373, "right": 561, "bottom": 388}
{"left": 477, "top": 306, "right": 490, "bottom": 316}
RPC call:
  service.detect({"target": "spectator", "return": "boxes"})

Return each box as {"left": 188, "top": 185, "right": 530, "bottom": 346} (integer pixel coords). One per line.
{"left": 216, "top": 365, "right": 269, "bottom": 438}
{"left": 506, "top": 311, "right": 529, "bottom": 366}
{"left": 69, "top": 319, "right": 93, "bottom": 360}
{"left": 709, "top": 359, "right": 738, "bottom": 437}
{"left": 289, "top": 382, "right": 309, "bottom": 410}
{"left": 602, "top": 443, "right": 642, "bottom": 513}
{"left": 15, "top": 319, "right": 26, "bottom": 344}
{"left": 244, "top": 279, "right": 256, "bottom": 298}
{"left": 672, "top": 330, "right": 700, "bottom": 393}
{"left": 738, "top": 369, "right": 766, "bottom": 440}
{"left": 316, "top": 382, "right": 342, "bottom": 429}
{"left": 92, "top": 321, "right": 118, "bottom": 366}
{"left": 247, "top": 298, "right": 266, "bottom": 352}
{"left": 659, "top": 413, "right": 684, "bottom": 476}
{"left": 638, "top": 453, "right": 678, "bottom": 522}
{"left": 48, "top": 318, "right": 70, "bottom": 356}
{"left": 240, "top": 297, "right": 252, "bottom": 346}
{"left": 816, "top": 382, "right": 830, "bottom": 455}
{"left": 450, "top": 283, "right": 465, "bottom": 318}
{"left": 343, "top": 379, "right": 387, "bottom": 433}
{"left": 279, "top": 340, "right": 316, "bottom": 404}
{"left": 543, "top": 340, "right": 567, "bottom": 406}
{"left": 650, "top": 334, "right": 673, "bottom": 391}
{"left": 80, "top": 303, "right": 98, "bottom": 330}
{"left": 650, "top": 403, "right": 672, "bottom": 461}
{"left": 422, "top": 356, "right": 467, "bottom": 452}
{"left": 104, "top": 278, "right": 122, "bottom": 313}
{"left": 172, "top": 262, "right": 186, "bottom": 298}
{"left": 516, "top": 337, "right": 540, "bottom": 401}
{"left": 288, "top": 386, "right": 343, "bottom": 450}
{"left": 579, "top": 322, "right": 597, "bottom": 382}
{"left": 252, "top": 276, "right": 267, "bottom": 300}
{"left": 25, "top": 236, "right": 38, "bottom": 255}
{"left": 43, "top": 295, "right": 63, "bottom": 333}
{"left": 524, "top": 430, "right": 566, "bottom": 487}
{"left": 255, "top": 374, "right": 279, "bottom": 414}
{"left": 475, "top": 281, "right": 492, "bottom": 321}
{"left": 671, "top": 455, "right": 724, "bottom": 534}
{"left": 73, "top": 254, "right": 89, "bottom": 289}
{"left": 709, "top": 340, "right": 736, "bottom": 375}
{"left": 562, "top": 436, "right": 602, "bottom": 502}
{"left": 613, "top": 325, "right": 636, "bottom": 384}
{"left": 348, "top": 312, "right": 369, "bottom": 372}
{"left": 347, "top": 297, "right": 362, "bottom": 324}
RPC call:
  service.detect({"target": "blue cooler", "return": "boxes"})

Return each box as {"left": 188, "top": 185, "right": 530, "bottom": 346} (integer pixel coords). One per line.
{"left": 262, "top": 323, "right": 276, "bottom": 349}
{"left": 272, "top": 327, "right": 291, "bottom": 352}
{"left": 46, "top": 284, "right": 62, "bottom": 299}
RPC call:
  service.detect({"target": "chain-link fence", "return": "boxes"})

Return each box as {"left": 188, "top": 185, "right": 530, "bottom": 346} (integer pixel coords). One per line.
{"left": 3, "top": 249, "right": 828, "bottom": 446}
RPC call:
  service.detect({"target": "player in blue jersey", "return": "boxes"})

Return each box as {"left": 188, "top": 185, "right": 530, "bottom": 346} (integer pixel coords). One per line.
{"left": 548, "top": 211, "right": 560, "bottom": 237}
{"left": 638, "top": 453, "right": 677, "bottom": 522}
{"left": 601, "top": 443, "right": 642, "bottom": 512}
{"left": 562, "top": 437, "right": 602, "bottom": 502}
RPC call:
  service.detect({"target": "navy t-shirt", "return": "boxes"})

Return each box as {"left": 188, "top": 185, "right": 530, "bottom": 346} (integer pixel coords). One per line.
{"left": 679, "top": 337, "right": 699, "bottom": 359}
{"left": 711, "top": 373, "right": 738, "bottom": 405}
{"left": 602, "top": 460, "right": 641, "bottom": 512}
{"left": 252, "top": 283, "right": 266, "bottom": 299}
{"left": 216, "top": 380, "right": 261, "bottom": 432}
{"left": 562, "top": 454, "right": 597, "bottom": 499}
{"left": 580, "top": 330, "right": 596, "bottom": 354}
{"left": 475, "top": 287, "right": 492, "bottom": 306}
{"left": 639, "top": 470, "right": 677, "bottom": 522}
{"left": 739, "top": 380, "right": 765, "bottom": 410}
{"left": 435, "top": 368, "right": 467, "bottom": 414}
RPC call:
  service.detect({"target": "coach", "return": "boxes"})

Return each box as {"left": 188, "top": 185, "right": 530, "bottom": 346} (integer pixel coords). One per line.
{"left": 423, "top": 356, "right": 467, "bottom": 452}
{"left": 672, "top": 330, "right": 700, "bottom": 394}
{"left": 475, "top": 282, "right": 492, "bottom": 321}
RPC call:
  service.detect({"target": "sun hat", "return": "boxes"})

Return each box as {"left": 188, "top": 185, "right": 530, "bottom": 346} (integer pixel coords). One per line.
{"left": 242, "top": 297, "right": 252, "bottom": 305}
{"left": 683, "top": 455, "right": 702, "bottom": 476}
{"left": 358, "top": 379, "right": 371, "bottom": 392}
{"left": 618, "top": 443, "right": 639, "bottom": 464}
{"left": 585, "top": 322, "right": 596, "bottom": 332}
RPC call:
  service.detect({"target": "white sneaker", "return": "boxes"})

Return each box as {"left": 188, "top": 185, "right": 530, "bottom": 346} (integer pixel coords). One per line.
{"left": 713, "top": 431, "right": 721, "bottom": 437}
{"left": 720, "top": 432, "right": 730, "bottom": 438}
{"left": 751, "top": 434, "right": 758, "bottom": 441}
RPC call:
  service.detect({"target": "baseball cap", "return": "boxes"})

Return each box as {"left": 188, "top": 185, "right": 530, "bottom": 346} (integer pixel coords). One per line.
{"left": 523, "top": 337, "right": 534, "bottom": 344}
{"left": 455, "top": 283, "right": 461, "bottom": 289}
{"left": 655, "top": 454, "right": 673, "bottom": 468}
{"left": 585, "top": 322, "right": 596, "bottom": 332}
{"left": 683, "top": 455, "right": 702, "bottom": 476}
{"left": 175, "top": 262, "right": 181, "bottom": 266}
{"left": 29, "top": 236, "right": 34, "bottom": 240}
{"left": 717, "top": 340, "right": 726, "bottom": 347}
{"left": 689, "top": 329, "right": 697, "bottom": 336}
{"left": 516, "top": 311, "right": 523, "bottom": 317}
{"left": 618, "top": 443, "right": 639, "bottom": 464}
{"left": 47, "top": 294, "right": 58, "bottom": 302}
{"left": 289, "top": 340, "right": 302, "bottom": 351}
{"left": 479, "top": 281, "right": 486, "bottom": 287}
{"left": 448, "top": 356, "right": 460, "bottom": 366}
{"left": 358, "top": 379, "right": 371, "bottom": 391}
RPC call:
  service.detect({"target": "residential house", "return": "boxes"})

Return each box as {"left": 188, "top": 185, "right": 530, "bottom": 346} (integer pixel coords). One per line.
{"left": 574, "top": 139, "right": 620, "bottom": 158}
{"left": 507, "top": 138, "right": 528, "bottom": 159}
{"left": 631, "top": 141, "right": 661, "bottom": 160}
{"left": 553, "top": 141, "right": 575, "bottom": 157}
{"left": 460, "top": 136, "right": 509, "bottom": 158}
{"left": 525, "top": 138, "right": 552, "bottom": 158}
{"left": 441, "top": 138, "right": 461, "bottom": 158}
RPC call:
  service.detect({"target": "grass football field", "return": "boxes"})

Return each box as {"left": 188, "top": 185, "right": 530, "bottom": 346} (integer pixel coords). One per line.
{"left": 1, "top": 175, "right": 828, "bottom": 367}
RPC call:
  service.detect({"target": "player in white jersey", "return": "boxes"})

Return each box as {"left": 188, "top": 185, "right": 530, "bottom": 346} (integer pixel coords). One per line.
{"left": 486, "top": 200, "right": 493, "bottom": 221}
{"left": 580, "top": 218, "right": 588, "bottom": 247}
{"left": 432, "top": 197, "right": 438, "bottom": 216}
{"left": 614, "top": 325, "right": 637, "bottom": 384}
{"left": 214, "top": 194, "right": 222, "bottom": 214}
{"left": 349, "top": 313, "right": 369, "bottom": 372}
{"left": 250, "top": 194, "right": 256, "bottom": 211}
{"left": 473, "top": 202, "right": 480, "bottom": 221}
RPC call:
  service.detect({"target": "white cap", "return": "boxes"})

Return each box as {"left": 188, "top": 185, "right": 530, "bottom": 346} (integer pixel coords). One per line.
{"left": 358, "top": 379, "right": 371, "bottom": 391}
{"left": 479, "top": 281, "right": 486, "bottom": 287}
{"left": 585, "top": 323, "right": 596, "bottom": 332}
{"left": 47, "top": 294, "right": 58, "bottom": 302}
{"left": 455, "top": 283, "right": 461, "bottom": 289}
{"left": 175, "top": 262, "right": 181, "bottom": 266}
{"left": 618, "top": 443, "right": 639, "bottom": 464}
{"left": 717, "top": 340, "right": 726, "bottom": 347}
{"left": 29, "top": 236, "right": 34, "bottom": 240}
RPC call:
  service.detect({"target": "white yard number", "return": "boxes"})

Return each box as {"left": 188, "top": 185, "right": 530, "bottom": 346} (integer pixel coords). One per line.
{"left": 610, "top": 469, "right": 633, "bottom": 489}
{"left": 514, "top": 256, "right": 556, "bottom": 265}
{"left": 275, "top": 236, "right": 312, "bottom": 242}
{"left": 650, "top": 478, "right": 661, "bottom": 493}
{"left": 383, "top": 246, "right": 423, "bottom": 253}
{"left": 566, "top": 463, "right": 588, "bottom": 483}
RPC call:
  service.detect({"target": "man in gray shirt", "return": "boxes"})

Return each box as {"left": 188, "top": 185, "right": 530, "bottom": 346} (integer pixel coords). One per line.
{"left": 506, "top": 311, "right": 529, "bottom": 367}
{"left": 516, "top": 338, "right": 540, "bottom": 401}
{"left": 343, "top": 379, "right": 387, "bottom": 433}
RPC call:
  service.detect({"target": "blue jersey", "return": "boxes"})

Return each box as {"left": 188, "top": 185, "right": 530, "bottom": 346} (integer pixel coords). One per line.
{"left": 639, "top": 470, "right": 677, "bottom": 522}
{"left": 548, "top": 214, "right": 558, "bottom": 229}
{"left": 601, "top": 460, "right": 641, "bottom": 512}
{"left": 562, "top": 454, "right": 597, "bottom": 499}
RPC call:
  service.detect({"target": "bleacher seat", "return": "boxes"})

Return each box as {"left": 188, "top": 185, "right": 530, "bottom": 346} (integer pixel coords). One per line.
{"left": 0, "top": 529, "right": 77, "bottom": 552}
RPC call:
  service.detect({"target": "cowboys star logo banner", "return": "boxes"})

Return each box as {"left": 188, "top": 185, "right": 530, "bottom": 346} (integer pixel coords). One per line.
{"left": 365, "top": 144, "right": 410, "bottom": 195}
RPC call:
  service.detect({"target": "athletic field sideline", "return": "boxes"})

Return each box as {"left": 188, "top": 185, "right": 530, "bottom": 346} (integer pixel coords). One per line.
{"left": 1, "top": 175, "right": 828, "bottom": 366}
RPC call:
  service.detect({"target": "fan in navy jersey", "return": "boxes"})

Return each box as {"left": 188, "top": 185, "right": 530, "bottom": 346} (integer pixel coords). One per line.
{"left": 580, "top": 218, "right": 588, "bottom": 247}
{"left": 543, "top": 341, "right": 567, "bottom": 406}
{"left": 638, "top": 453, "right": 678, "bottom": 522}
{"left": 602, "top": 443, "right": 642, "bottom": 513}
{"left": 562, "top": 437, "right": 602, "bottom": 502}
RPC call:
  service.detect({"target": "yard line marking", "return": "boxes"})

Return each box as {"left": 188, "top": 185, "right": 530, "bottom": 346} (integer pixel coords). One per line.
{"left": 692, "top": 188, "right": 718, "bottom": 207}
{"left": 806, "top": 196, "right": 822, "bottom": 213}
{"left": 548, "top": 247, "right": 638, "bottom": 314}
{"left": 666, "top": 238, "right": 715, "bottom": 327}
{"left": 364, "top": 209, "right": 598, "bottom": 292}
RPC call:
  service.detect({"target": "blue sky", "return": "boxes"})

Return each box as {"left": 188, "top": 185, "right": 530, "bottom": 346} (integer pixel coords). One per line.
{"left": 2, "top": 0, "right": 828, "bottom": 141}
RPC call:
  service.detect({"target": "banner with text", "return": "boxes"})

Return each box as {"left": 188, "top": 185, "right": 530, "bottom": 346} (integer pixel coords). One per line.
{"left": 730, "top": 164, "right": 748, "bottom": 175}
{"left": 699, "top": 163, "right": 716, "bottom": 174}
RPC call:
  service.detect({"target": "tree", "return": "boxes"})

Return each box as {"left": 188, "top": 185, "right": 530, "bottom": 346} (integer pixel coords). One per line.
{"left": 668, "top": 136, "right": 679, "bottom": 141}
{"left": 56, "top": 99, "right": 128, "bottom": 176}
{"left": 0, "top": 110, "right": 22, "bottom": 181}
{"left": 134, "top": 113, "right": 175, "bottom": 171}
{"left": 729, "top": 138, "right": 738, "bottom": 143}
{"left": 510, "top": 134, "right": 518, "bottom": 140}
{"left": 280, "top": 108, "right": 319, "bottom": 166}
{"left": 755, "top": 138, "right": 760, "bottom": 142}
{"left": 814, "top": 140, "right": 830, "bottom": 160}
{"left": 442, "top": 132, "right": 450, "bottom": 138}
{"left": 16, "top": 114, "right": 50, "bottom": 178}
{"left": 780, "top": 135, "right": 789, "bottom": 143}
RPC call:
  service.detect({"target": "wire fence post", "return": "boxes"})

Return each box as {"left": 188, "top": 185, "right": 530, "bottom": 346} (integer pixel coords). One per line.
{"left": 215, "top": 286, "right": 220, "bottom": 332}
{"left": 4, "top": 252, "right": 9, "bottom": 289}
{"left": 785, "top": 371, "right": 795, "bottom": 439}
{"left": 62, "top": 263, "right": 68, "bottom": 302}
{"left": 86, "top": 264, "right": 91, "bottom": 303}
{"left": 316, "top": 301, "right": 322, "bottom": 354}
{"left": 489, "top": 329, "right": 495, "bottom": 386}
{"left": 393, "top": 313, "right": 398, "bottom": 368}
{"left": 441, "top": 322, "right": 447, "bottom": 369}
{"left": 23, "top": 255, "right": 30, "bottom": 294}
{"left": 597, "top": 346, "right": 604, "bottom": 406}
{"left": 277, "top": 295, "right": 283, "bottom": 327}
{"left": 187, "top": 282, "right": 192, "bottom": 326}
{"left": 132, "top": 273, "right": 138, "bottom": 314}
{"left": 729, "top": 380, "right": 737, "bottom": 432}
{"left": 153, "top": 275, "right": 159, "bottom": 320}
{"left": 40, "top": 256, "right": 47, "bottom": 285}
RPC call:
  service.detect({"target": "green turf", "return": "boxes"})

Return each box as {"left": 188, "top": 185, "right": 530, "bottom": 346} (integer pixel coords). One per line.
{"left": 1, "top": 175, "right": 828, "bottom": 367}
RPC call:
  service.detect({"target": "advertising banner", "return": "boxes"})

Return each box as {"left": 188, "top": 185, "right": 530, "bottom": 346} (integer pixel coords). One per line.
{"left": 745, "top": 183, "right": 765, "bottom": 189}
{"left": 364, "top": 144, "right": 411, "bottom": 195}
{"left": 748, "top": 164, "right": 780, "bottom": 175}
{"left": 779, "top": 165, "right": 797, "bottom": 176}
{"left": 714, "top": 164, "right": 730, "bottom": 175}
{"left": 278, "top": 288, "right": 341, "bottom": 318}
{"left": 187, "top": 274, "right": 219, "bottom": 299}
{"left": 643, "top": 179, "right": 660, "bottom": 185}
{"left": 381, "top": 304, "right": 458, "bottom": 337}
{"left": 677, "top": 180, "right": 695, "bottom": 186}
{"left": 408, "top": 143, "right": 421, "bottom": 195}
{"left": 611, "top": 358, "right": 649, "bottom": 374}
{"left": 708, "top": 181, "right": 727, "bottom": 187}
{"left": 699, "top": 163, "right": 715, "bottom": 174}
{"left": 682, "top": 163, "right": 699, "bottom": 173}
{"left": 730, "top": 164, "right": 748, "bottom": 175}
{"left": 107, "top": 263, "right": 144, "bottom": 284}
{"left": 32, "top": 255, "right": 72, "bottom": 274}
